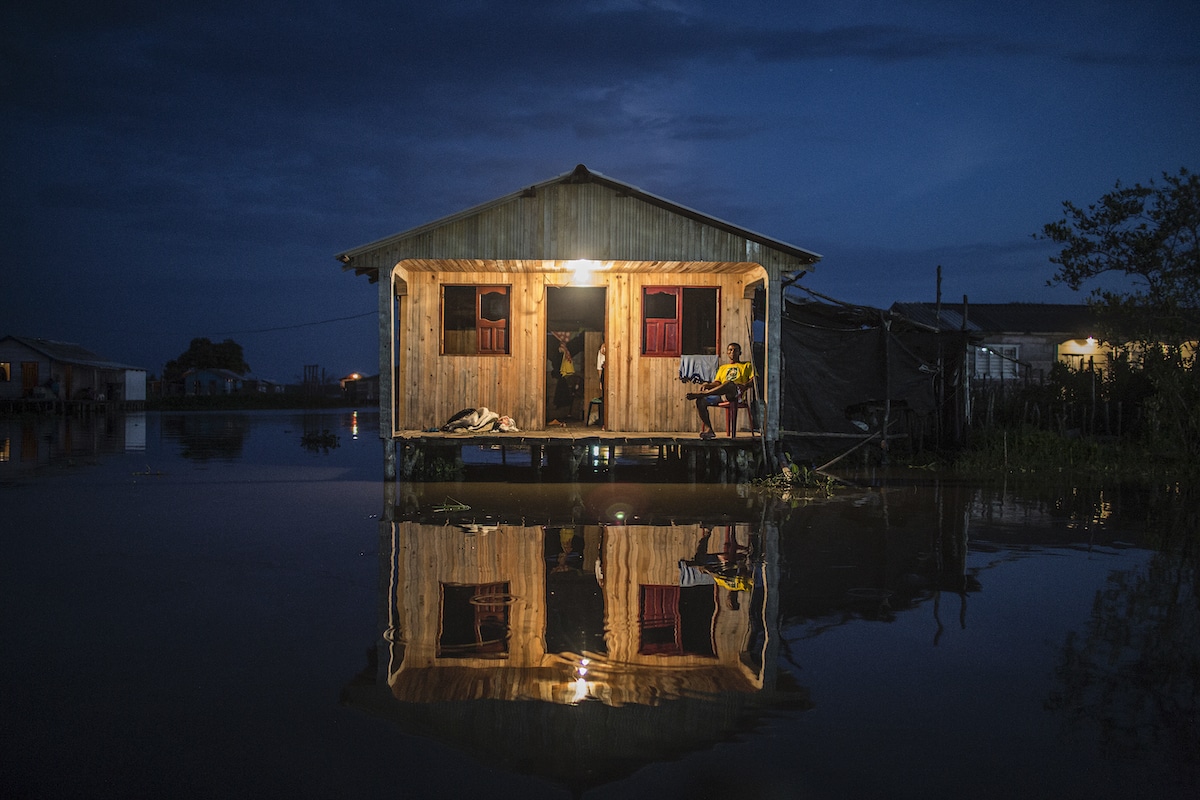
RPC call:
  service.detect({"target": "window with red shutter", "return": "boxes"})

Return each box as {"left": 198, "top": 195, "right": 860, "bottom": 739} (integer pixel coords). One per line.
{"left": 643, "top": 287, "right": 680, "bottom": 357}
{"left": 642, "top": 286, "right": 719, "bottom": 357}
{"left": 442, "top": 285, "right": 510, "bottom": 355}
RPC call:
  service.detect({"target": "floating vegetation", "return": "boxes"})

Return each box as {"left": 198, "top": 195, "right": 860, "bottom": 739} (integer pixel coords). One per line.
{"left": 131, "top": 465, "right": 165, "bottom": 477}
{"left": 433, "top": 497, "right": 471, "bottom": 512}
{"left": 752, "top": 453, "right": 835, "bottom": 499}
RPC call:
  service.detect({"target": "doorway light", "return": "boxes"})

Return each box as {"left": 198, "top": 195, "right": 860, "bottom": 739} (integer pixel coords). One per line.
{"left": 566, "top": 259, "right": 600, "bottom": 285}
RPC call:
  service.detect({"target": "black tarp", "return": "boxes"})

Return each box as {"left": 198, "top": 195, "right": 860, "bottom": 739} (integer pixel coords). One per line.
{"left": 781, "top": 296, "right": 970, "bottom": 438}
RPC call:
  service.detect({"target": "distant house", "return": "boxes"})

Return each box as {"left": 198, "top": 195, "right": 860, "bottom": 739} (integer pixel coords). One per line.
{"left": 336, "top": 164, "right": 822, "bottom": 478}
{"left": 889, "top": 303, "right": 1105, "bottom": 383}
{"left": 341, "top": 373, "right": 379, "bottom": 403}
{"left": 242, "top": 376, "right": 285, "bottom": 395}
{"left": 0, "top": 335, "right": 146, "bottom": 406}
{"left": 182, "top": 368, "right": 245, "bottom": 396}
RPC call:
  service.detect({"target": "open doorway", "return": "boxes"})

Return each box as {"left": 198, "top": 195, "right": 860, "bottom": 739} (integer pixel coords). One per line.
{"left": 546, "top": 286, "right": 606, "bottom": 426}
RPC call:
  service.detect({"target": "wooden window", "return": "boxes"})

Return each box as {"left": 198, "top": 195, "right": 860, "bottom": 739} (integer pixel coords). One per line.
{"left": 642, "top": 286, "right": 719, "bottom": 357}
{"left": 638, "top": 584, "right": 717, "bottom": 656}
{"left": 438, "top": 582, "right": 511, "bottom": 658}
{"left": 443, "top": 285, "right": 510, "bottom": 355}
{"left": 0, "top": 362, "right": 10, "bottom": 382}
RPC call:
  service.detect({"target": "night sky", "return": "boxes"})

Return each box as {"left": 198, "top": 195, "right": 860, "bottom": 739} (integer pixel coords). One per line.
{"left": 3, "top": 1, "right": 1197, "bottom": 382}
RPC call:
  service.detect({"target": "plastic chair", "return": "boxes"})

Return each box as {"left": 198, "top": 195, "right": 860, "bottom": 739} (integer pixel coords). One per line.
{"left": 717, "top": 384, "right": 756, "bottom": 438}
{"left": 587, "top": 397, "right": 603, "bottom": 426}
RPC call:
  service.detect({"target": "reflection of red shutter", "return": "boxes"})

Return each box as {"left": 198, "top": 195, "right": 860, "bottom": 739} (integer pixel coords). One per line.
{"left": 639, "top": 585, "right": 681, "bottom": 655}
{"left": 643, "top": 287, "right": 680, "bottom": 357}
{"left": 476, "top": 287, "right": 508, "bottom": 354}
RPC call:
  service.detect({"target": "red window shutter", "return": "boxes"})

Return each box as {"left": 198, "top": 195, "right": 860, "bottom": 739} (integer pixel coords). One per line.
{"left": 643, "top": 287, "right": 681, "bottom": 357}
{"left": 476, "top": 287, "right": 509, "bottom": 355}
{"left": 639, "top": 585, "right": 682, "bottom": 655}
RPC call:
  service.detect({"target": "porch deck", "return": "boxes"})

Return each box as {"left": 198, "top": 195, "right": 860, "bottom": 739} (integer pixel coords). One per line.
{"left": 393, "top": 427, "right": 760, "bottom": 445}
{"left": 390, "top": 424, "right": 771, "bottom": 482}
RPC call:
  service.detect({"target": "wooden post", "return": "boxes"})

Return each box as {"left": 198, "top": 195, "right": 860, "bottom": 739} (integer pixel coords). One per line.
{"left": 379, "top": 268, "right": 397, "bottom": 480}
{"left": 764, "top": 270, "right": 784, "bottom": 472}
{"left": 882, "top": 314, "right": 891, "bottom": 466}
{"left": 384, "top": 439, "right": 397, "bottom": 481}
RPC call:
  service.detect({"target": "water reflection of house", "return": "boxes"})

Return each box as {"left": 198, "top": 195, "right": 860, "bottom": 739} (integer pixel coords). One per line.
{"left": 0, "top": 335, "right": 146, "bottom": 411}
{"left": 775, "top": 485, "right": 983, "bottom": 640}
{"left": 344, "top": 511, "right": 809, "bottom": 792}
{"left": 0, "top": 413, "right": 147, "bottom": 472}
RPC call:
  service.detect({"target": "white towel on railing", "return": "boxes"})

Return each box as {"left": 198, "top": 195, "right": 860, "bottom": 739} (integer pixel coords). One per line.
{"left": 679, "top": 354, "right": 718, "bottom": 384}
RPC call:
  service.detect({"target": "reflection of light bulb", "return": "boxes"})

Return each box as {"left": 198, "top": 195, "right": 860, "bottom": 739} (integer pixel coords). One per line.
{"left": 571, "top": 678, "right": 589, "bottom": 704}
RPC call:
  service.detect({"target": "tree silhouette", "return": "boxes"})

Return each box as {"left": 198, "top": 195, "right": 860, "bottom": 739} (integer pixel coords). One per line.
{"left": 1039, "top": 167, "right": 1199, "bottom": 346}
{"left": 163, "top": 337, "right": 251, "bottom": 381}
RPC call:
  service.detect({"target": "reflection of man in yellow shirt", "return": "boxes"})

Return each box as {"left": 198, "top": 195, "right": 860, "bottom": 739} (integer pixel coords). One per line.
{"left": 685, "top": 343, "right": 755, "bottom": 439}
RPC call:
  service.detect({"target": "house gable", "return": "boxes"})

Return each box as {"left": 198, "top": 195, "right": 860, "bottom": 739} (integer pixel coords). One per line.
{"left": 337, "top": 164, "right": 820, "bottom": 282}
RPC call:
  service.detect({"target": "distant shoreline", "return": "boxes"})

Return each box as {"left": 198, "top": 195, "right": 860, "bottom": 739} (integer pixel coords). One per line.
{"left": 147, "top": 395, "right": 370, "bottom": 412}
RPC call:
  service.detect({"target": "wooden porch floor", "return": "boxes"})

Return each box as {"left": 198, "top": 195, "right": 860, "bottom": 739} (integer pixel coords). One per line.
{"left": 389, "top": 423, "right": 772, "bottom": 482}
{"left": 393, "top": 427, "right": 764, "bottom": 447}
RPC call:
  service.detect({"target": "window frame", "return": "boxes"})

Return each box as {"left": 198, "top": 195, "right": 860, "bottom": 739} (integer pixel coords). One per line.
{"left": 641, "top": 285, "right": 720, "bottom": 357}
{"left": 975, "top": 344, "right": 1019, "bottom": 380}
{"left": 441, "top": 284, "right": 511, "bottom": 356}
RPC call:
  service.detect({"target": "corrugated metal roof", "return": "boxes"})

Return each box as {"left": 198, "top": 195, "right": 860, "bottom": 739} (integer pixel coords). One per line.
{"left": 2, "top": 335, "right": 143, "bottom": 371}
{"left": 336, "top": 164, "right": 821, "bottom": 281}
{"left": 889, "top": 303, "right": 1100, "bottom": 336}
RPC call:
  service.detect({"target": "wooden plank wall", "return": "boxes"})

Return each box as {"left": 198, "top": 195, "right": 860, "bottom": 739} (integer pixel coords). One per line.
{"left": 606, "top": 271, "right": 759, "bottom": 434}
{"left": 604, "top": 525, "right": 752, "bottom": 669}
{"left": 392, "top": 266, "right": 762, "bottom": 433}
{"left": 394, "top": 523, "right": 547, "bottom": 670}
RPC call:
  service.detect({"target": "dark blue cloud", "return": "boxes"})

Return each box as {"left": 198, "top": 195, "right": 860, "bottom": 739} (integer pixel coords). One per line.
{"left": 2, "top": 1, "right": 1197, "bottom": 378}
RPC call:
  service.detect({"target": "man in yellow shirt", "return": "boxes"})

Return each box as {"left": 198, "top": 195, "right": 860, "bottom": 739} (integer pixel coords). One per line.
{"left": 686, "top": 343, "right": 755, "bottom": 439}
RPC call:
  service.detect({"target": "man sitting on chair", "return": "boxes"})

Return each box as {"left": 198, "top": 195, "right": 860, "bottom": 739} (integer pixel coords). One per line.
{"left": 686, "top": 343, "right": 755, "bottom": 440}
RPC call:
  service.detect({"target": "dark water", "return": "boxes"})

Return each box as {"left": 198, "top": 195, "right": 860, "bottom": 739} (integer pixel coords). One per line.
{"left": 2, "top": 411, "right": 1196, "bottom": 799}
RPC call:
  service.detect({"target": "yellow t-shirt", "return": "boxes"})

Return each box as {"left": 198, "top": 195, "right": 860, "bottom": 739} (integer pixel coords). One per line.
{"left": 714, "top": 361, "right": 754, "bottom": 386}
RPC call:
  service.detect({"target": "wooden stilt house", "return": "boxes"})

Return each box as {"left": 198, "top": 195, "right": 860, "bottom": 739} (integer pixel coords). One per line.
{"left": 336, "top": 165, "right": 820, "bottom": 478}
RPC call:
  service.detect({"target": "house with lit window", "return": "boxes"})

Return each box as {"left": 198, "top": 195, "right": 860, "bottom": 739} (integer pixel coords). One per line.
{"left": 181, "top": 368, "right": 246, "bottom": 396}
{"left": 0, "top": 335, "right": 146, "bottom": 408}
{"left": 337, "top": 164, "right": 821, "bottom": 478}
{"left": 888, "top": 303, "right": 1105, "bottom": 383}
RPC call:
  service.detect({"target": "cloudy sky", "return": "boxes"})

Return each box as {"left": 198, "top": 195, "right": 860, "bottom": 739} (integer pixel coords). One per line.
{"left": 2, "top": 0, "right": 1197, "bottom": 380}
